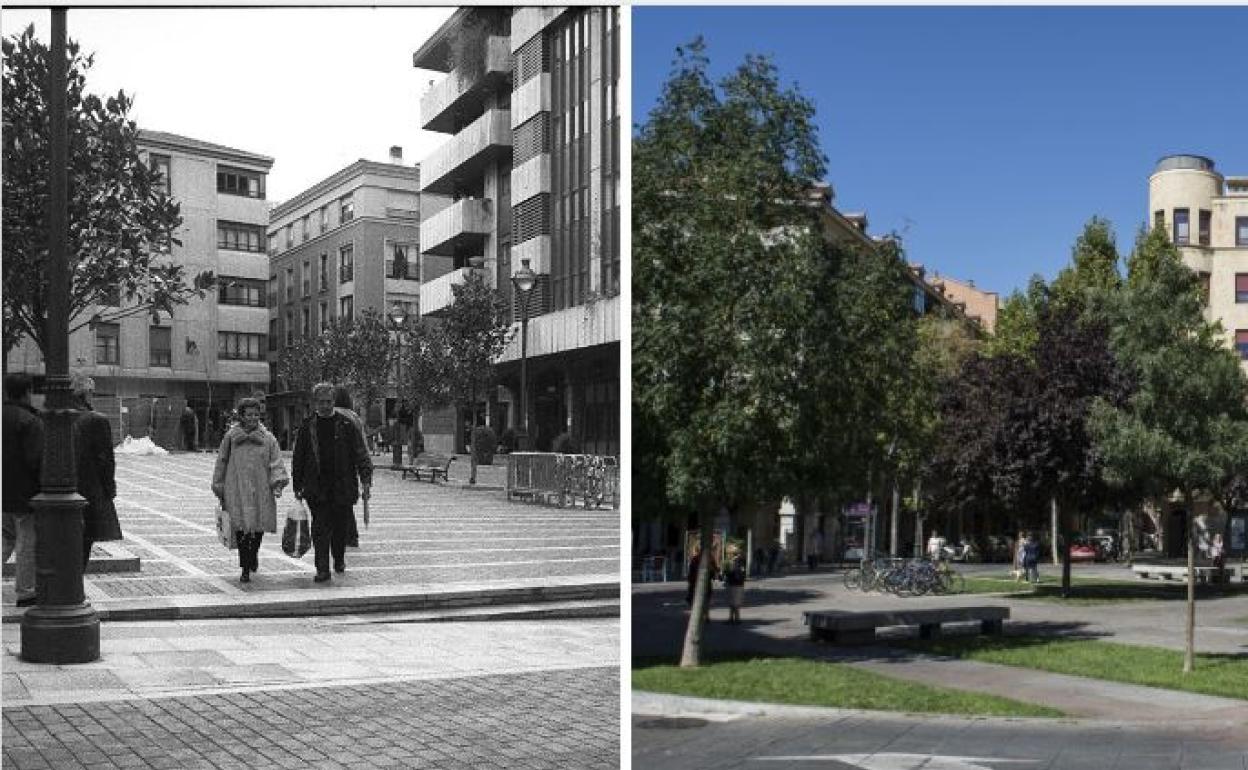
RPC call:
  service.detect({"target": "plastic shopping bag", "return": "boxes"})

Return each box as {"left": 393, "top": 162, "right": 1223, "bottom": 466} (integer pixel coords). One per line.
{"left": 216, "top": 505, "right": 236, "bottom": 550}
{"left": 281, "top": 499, "right": 312, "bottom": 558}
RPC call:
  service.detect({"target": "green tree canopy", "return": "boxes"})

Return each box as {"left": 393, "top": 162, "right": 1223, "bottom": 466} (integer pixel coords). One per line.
{"left": 2, "top": 26, "right": 205, "bottom": 360}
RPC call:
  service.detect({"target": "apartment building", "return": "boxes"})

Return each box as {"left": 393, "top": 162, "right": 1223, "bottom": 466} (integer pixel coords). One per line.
{"left": 265, "top": 152, "right": 422, "bottom": 447}
{"left": 413, "top": 6, "right": 621, "bottom": 456}
{"left": 5, "top": 130, "right": 273, "bottom": 445}
{"left": 1149, "top": 154, "right": 1248, "bottom": 375}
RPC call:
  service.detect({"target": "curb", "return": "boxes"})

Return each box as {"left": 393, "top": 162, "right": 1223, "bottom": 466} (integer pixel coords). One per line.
{"left": 4, "top": 581, "right": 620, "bottom": 623}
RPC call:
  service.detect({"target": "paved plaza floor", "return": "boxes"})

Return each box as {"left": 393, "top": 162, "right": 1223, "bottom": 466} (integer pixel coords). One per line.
{"left": 2, "top": 451, "right": 622, "bottom": 768}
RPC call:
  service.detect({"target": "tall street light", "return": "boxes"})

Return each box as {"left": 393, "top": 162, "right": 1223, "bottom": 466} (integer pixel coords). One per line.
{"left": 389, "top": 302, "right": 408, "bottom": 469}
{"left": 22, "top": 7, "right": 100, "bottom": 663}
{"left": 511, "top": 258, "right": 536, "bottom": 451}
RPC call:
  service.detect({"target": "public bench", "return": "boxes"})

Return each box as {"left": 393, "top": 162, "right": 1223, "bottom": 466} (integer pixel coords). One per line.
{"left": 803, "top": 606, "right": 1010, "bottom": 645}
{"left": 401, "top": 452, "right": 456, "bottom": 483}
{"left": 1132, "top": 563, "right": 1240, "bottom": 584}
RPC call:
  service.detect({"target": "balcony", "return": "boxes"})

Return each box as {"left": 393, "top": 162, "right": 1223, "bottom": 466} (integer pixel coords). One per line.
{"left": 421, "top": 36, "right": 511, "bottom": 134}
{"left": 420, "top": 109, "right": 511, "bottom": 196}
{"left": 420, "top": 267, "right": 482, "bottom": 317}
{"left": 422, "top": 198, "right": 492, "bottom": 257}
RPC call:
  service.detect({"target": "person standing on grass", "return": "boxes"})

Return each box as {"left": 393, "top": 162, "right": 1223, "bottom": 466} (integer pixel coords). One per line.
{"left": 70, "top": 376, "right": 122, "bottom": 569}
{"left": 213, "top": 397, "right": 289, "bottom": 583}
{"left": 292, "top": 383, "right": 372, "bottom": 583}
{"left": 3, "top": 373, "right": 43, "bottom": 607}
{"left": 1022, "top": 532, "right": 1041, "bottom": 584}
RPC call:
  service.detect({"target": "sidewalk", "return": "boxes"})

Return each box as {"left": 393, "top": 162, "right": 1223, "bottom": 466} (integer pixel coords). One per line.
{"left": 632, "top": 572, "right": 1248, "bottom": 731}
{"left": 3, "top": 452, "right": 619, "bottom": 624}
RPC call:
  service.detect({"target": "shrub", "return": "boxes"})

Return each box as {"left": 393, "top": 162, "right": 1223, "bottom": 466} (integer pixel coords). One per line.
{"left": 499, "top": 428, "right": 517, "bottom": 453}
{"left": 472, "top": 426, "right": 497, "bottom": 465}
{"left": 552, "top": 432, "right": 579, "bottom": 454}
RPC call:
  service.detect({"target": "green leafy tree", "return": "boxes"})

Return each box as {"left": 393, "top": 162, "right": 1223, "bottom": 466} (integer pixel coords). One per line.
{"left": 345, "top": 308, "right": 397, "bottom": 418}
{"left": 635, "top": 40, "right": 832, "bottom": 667}
{"left": 982, "top": 275, "right": 1048, "bottom": 360}
{"left": 1050, "top": 216, "right": 1122, "bottom": 315}
{"left": 2, "top": 26, "right": 206, "bottom": 363}
{"left": 443, "top": 272, "right": 513, "bottom": 482}
{"left": 1090, "top": 226, "right": 1248, "bottom": 672}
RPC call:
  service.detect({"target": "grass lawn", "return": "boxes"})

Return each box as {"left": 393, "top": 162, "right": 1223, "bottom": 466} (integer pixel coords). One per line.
{"left": 955, "top": 574, "right": 1246, "bottom": 604}
{"left": 632, "top": 655, "right": 1063, "bottom": 717}
{"left": 891, "top": 636, "right": 1248, "bottom": 700}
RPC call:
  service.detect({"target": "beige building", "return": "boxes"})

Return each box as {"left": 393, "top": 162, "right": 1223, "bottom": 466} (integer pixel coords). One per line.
{"left": 414, "top": 6, "right": 621, "bottom": 455}
{"left": 1149, "top": 154, "right": 1248, "bottom": 375}
{"left": 925, "top": 273, "right": 999, "bottom": 333}
{"left": 5, "top": 130, "right": 273, "bottom": 444}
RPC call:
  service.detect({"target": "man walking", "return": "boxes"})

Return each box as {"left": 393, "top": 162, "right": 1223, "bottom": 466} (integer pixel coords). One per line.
{"left": 291, "top": 383, "right": 372, "bottom": 582}
{"left": 71, "top": 376, "right": 122, "bottom": 568}
{"left": 3, "top": 374, "right": 43, "bottom": 607}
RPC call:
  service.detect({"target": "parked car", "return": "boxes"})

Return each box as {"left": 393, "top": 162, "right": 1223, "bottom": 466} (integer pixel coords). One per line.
{"left": 1069, "top": 540, "right": 1098, "bottom": 562}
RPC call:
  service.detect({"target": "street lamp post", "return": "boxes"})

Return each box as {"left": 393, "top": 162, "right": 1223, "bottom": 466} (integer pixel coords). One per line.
{"left": 22, "top": 7, "right": 100, "bottom": 663}
{"left": 389, "top": 302, "right": 407, "bottom": 469}
{"left": 511, "top": 259, "right": 536, "bottom": 451}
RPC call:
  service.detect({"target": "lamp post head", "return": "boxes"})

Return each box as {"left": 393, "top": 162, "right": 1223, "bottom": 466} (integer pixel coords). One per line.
{"left": 512, "top": 258, "right": 536, "bottom": 295}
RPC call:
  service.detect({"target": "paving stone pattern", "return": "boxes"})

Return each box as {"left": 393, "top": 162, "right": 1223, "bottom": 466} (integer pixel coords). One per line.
{"left": 4, "top": 667, "right": 619, "bottom": 769}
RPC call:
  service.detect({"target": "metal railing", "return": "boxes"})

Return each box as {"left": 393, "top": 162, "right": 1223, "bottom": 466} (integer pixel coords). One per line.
{"left": 506, "top": 452, "right": 619, "bottom": 509}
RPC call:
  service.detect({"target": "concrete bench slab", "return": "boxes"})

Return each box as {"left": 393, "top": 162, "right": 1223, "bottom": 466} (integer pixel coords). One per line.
{"left": 804, "top": 606, "right": 1009, "bottom": 645}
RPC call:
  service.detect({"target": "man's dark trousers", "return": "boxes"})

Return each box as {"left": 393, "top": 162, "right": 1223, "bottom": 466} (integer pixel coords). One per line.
{"left": 308, "top": 500, "right": 351, "bottom": 573}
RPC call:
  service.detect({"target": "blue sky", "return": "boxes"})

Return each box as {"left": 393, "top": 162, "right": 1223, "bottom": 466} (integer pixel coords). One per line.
{"left": 632, "top": 6, "right": 1248, "bottom": 298}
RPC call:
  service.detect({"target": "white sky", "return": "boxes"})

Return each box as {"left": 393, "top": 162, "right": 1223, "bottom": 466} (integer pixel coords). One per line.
{"left": 1, "top": 5, "right": 457, "bottom": 203}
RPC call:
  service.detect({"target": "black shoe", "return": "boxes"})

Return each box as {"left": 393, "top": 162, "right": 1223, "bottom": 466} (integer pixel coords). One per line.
{"left": 240, "top": 569, "right": 250, "bottom": 583}
{"left": 334, "top": 562, "right": 345, "bottom": 573}
{"left": 314, "top": 572, "right": 331, "bottom": 583}
{"left": 347, "top": 540, "right": 359, "bottom": 548}
{"left": 16, "top": 597, "right": 36, "bottom": 608}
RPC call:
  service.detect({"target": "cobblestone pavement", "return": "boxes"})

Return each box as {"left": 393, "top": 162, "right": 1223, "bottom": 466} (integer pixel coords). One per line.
{"left": 4, "top": 666, "right": 619, "bottom": 769}
{"left": 4, "top": 451, "right": 618, "bottom": 615}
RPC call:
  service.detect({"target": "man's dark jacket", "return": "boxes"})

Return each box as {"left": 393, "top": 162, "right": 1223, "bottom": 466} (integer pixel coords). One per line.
{"left": 74, "top": 408, "right": 122, "bottom": 541}
{"left": 2, "top": 400, "right": 44, "bottom": 513}
{"left": 292, "top": 411, "right": 372, "bottom": 506}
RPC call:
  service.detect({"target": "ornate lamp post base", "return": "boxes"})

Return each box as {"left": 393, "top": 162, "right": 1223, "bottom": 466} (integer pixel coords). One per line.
{"left": 20, "top": 489, "right": 99, "bottom": 664}
{"left": 21, "top": 604, "right": 100, "bottom": 664}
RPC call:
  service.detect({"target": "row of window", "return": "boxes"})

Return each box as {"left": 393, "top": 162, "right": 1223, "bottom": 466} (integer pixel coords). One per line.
{"left": 271, "top": 195, "right": 355, "bottom": 255}
{"left": 275, "top": 297, "right": 355, "bottom": 347}
{"left": 92, "top": 324, "right": 264, "bottom": 365}
{"left": 1157, "top": 209, "right": 1248, "bottom": 247}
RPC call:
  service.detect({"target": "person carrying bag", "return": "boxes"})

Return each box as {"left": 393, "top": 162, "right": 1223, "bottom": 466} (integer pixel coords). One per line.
{"left": 212, "top": 397, "right": 288, "bottom": 583}
{"left": 282, "top": 499, "right": 312, "bottom": 558}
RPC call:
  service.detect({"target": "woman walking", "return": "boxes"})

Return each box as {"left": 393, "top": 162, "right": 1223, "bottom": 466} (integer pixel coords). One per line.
{"left": 213, "top": 397, "right": 288, "bottom": 582}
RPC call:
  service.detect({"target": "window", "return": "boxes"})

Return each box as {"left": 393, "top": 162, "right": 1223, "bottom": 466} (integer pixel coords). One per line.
{"left": 319, "top": 301, "right": 329, "bottom": 333}
{"left": 302, "top": 260, "right": 310, "bottom": 297}
{"left": 301, "top": 307, "right": 310, "bottom": 337}
{"left": 1238, "top": 217, "right": 1248, "bottom": 247}
{"left": 301, "top": 215, "right": 310, "bottom": 243}
{"left": 1237, "top": 330, "right": 1248, "bottom": 360}
{"left": 217, "top": 221, "right": 266, "bottom": 253}
{"left": 339, "top": 195, "right": 354, "bottom": 223}
{"left": 387, "top": 243, "right": 416, "bottom": 279}
{"left": 217, "top": 167, "right": 265, "bottom": 199}
{"left": 285, "top": 225, "right": 293, "bottom": 248}
{"left": 267, "top": 232, "right": 277, "bottom": 256}
{"left": 268, "top": 319, "right": 278, "bottom": 352}
{"left": 95, "top": 323, "right": 120, "bottom": 365}
{"left": 218, "top": 331, "right": 266, "bottom": 361}
{"left": 285, "top": 312, "right": 294, "bottom": 346}
{"left": 339, "top": 295, "right": 354, "bottom": 319}
{"left": 1199, "top": 210, "right": 1211, "bottom": 246}
{"left": 319, "top": 254, "right": 328, "bottom": 291}
{"left": 319, "top": 206, "right": 328, "bottom": 233}
{"left": 218, "top": 276, "right": 266, "bottom": 307}
{"left": 285, "top": 268, "right": 294, "bottom": 301}
{"left": 267, "top": 275, "right": 277, "bottom": 308}
{"left": 1173, "top": 208, "right": 1190, "bottom": 245}
{"left": 339, "top": 244, "right": 354, "bottom": 283}
{"left": 1237, "top": 274, "right": 1248, "bottom": 304}
{"left": 150, "top": 154, "right": 171, "bottom": 196}
{"left": 149, "top": 326, "right": 171, "bottom": 367}
{"left": 1154, "top": 210, "right": 1164, "bottom": 232}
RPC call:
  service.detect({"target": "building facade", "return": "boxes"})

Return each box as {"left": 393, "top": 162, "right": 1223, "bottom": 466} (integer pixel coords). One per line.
{"left": 5, "top": 130, "right": 274, "bottom": 446}
{"left": 414, "top": 6, "right": 621, "bottom": 456}
{"left": 265, "top": 154, "right": 422, "bottom": 447}
{"left": 1149, "top": 154, "right": 1248, "bottom": 376}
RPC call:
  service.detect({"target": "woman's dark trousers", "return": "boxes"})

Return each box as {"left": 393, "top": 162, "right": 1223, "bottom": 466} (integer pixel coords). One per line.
{"left": 236, "top": 532, "right": 263, "bottom": 571}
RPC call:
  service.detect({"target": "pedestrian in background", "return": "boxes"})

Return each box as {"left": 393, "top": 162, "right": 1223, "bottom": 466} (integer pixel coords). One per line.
{"left": 292, "top": 383, "right": 372, "bottom": 583}
{"left": 71, "top": 376, "right": 122, "bottom": 568}
{"left": 213, "top": 397, "right": 288, "bottom": 583}
{"left": 1012, "top": 530, "right": 1027, "bottom": 582}
{"left": 333, "top": 386, "right": 365, "bottom": 548}
{"left": 3, "top": 374, "right": 43, "bottom": 607}
{"left": 724, "top": 550, "right": 747, "bottom": 624}
{"left": 1022, "top": 532, "right": 1041, "bottom": 584}
{"left": 180, "top": 405, "right": 198, "bottom": 452}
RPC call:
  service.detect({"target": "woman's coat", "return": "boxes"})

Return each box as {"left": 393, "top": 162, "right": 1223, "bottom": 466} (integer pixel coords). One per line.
{"left": 212, "top": 425, "right": 288, "bottom": 533}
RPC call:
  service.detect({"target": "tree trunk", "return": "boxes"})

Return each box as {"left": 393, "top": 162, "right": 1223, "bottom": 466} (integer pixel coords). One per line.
{"left": 1183, "top": 490, "right": 1196, "bottom": 674}
{"left": 864, "top": 465, "right": 874, "bottom": 559}
{"left": 889, "top": 478, "right": 900, "bottom": 557}
{"left": 912, "top": 479, "right": 924, "bottom": 559}
{"left": 1058, "top": 498, "right": 1072, "bottom": 599}
{"left": 1050, "top": 496, "right": 1061, "bottom": 566}
{"left": 679, "top": 511, "right": 715, "bottom": 668}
